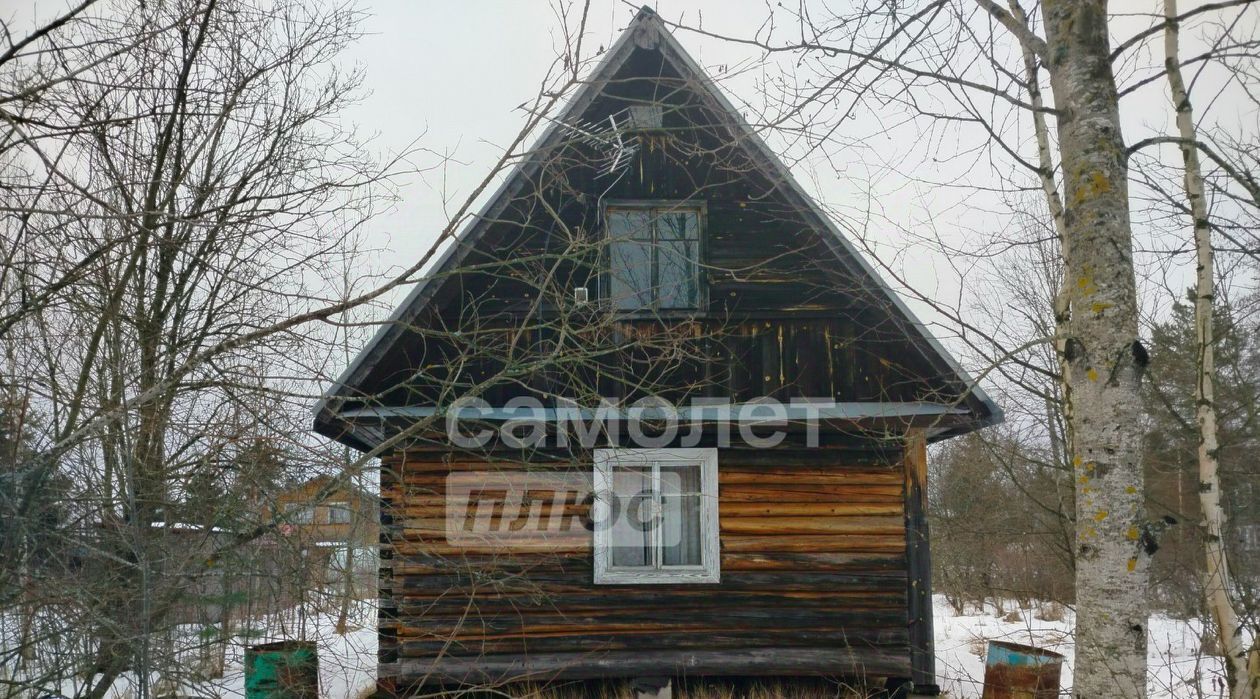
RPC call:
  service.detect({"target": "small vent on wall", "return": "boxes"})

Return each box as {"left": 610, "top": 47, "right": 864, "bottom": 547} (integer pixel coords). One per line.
{"left": 627, "top": 104, "right": 663, "bottom": 131}
{"left": 574, "top": 287, "right": 589, "bottom": 305}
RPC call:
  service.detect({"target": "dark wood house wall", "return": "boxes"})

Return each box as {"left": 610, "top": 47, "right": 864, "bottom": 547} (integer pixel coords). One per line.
{"left": 340, "top": 45, "right": 972, "bottom": 418}
{"left": 376, "top": 444, "right": 926, "bottom": 688}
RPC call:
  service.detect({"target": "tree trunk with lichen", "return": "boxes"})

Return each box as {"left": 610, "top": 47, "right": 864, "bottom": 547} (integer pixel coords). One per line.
{"left": 1162, "top": 2, "right": 1254, "bottom": 696}
{"left": 1040, "top": 1, "right": 1150, "bottom": 696}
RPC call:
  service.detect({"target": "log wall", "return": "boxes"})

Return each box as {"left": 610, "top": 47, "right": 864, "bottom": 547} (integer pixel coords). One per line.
{"left": 377, "top": 448, "right": 913, "bottom": 689}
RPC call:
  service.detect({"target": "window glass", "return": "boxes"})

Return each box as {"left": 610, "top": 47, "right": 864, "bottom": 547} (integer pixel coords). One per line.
{"left": 657, "top": 210, "right": 698, "bottom": 240}
{"left": 610, "top": 467, "right": 654, "bottom": 568}
{"left": 660, "top": 464, "right": 702, "bottom": 566}
{"left": 284, "top": 503, "right": 313, "bottom": 524}
{"left": 610, "top": 240, "right": 654, "bottom": 311}
{"left": 606, "top": 205, "right": 701, "bottom": 311}
{"left": 608, "top": 208, "right": 652, "bottom": 240}
{"left": 327, "top": 502, "right": 351, "bottom": 524}
{"left": 658, "top": 239, "right": 698, "bottom": 309}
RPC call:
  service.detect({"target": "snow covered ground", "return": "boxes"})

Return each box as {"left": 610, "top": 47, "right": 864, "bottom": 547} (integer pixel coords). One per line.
{"left": 2, "top": 602, "right": 378, "bottom": 699}
{"left": 176, "top": 594, "right": 1227, "bottom": 698}
{"left": 174, "top": 607, "right": 377, "bottom": 699}
{"left": 5, "top": 594, "right": 1234, "bottom": 698}
{"left": 933, "top": 594, "right": 1231, "bottom": 698}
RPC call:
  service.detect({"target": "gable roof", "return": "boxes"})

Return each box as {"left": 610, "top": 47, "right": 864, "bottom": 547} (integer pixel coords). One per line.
{"left": 314, "top": 6, "right": 1002, "bottom": 450}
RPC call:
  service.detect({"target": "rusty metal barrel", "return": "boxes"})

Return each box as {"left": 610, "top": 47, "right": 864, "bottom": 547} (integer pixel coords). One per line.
{"left": 244, "top": 641, "right": 319, "bottom": 699}
{"left": 981, "top": 640, "right": 1065, "bottom": 699}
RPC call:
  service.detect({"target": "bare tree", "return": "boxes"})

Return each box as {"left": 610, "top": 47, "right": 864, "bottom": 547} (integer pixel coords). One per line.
{"left": 0, "top": 0, "right": 408, "bottom": 695}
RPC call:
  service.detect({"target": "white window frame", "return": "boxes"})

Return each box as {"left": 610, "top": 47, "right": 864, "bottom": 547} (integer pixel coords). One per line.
{"left": 592, "top": 447, "right": 719, "bottom": 584}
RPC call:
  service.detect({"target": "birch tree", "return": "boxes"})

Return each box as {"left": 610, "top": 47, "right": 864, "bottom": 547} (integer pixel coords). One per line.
{"left": 1163, "top": 1, "right": 1255, "bottom": 694}
{"left": 1032, "top": 4, "right": 1152, "bottom": 694}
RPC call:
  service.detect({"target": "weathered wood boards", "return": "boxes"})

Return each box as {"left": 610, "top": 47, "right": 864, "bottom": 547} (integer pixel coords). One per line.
{"left": 377, "top": 450, "right": 914, "bottom": 688}
{"left": 904, "top": 429, "right": 937, "bottom": 690}
{"left": 386, "top": 647, "right": 913, "bottom": 684}
{"left": 341, "top": 41, "right": 972, "bottom": 418}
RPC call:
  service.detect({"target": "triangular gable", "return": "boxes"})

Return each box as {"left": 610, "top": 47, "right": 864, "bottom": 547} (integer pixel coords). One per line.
{"left": 314, "top": 7, "right": 1002, "bottom": 448}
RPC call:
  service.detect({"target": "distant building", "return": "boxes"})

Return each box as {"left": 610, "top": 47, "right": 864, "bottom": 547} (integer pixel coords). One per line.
{"left": 272, "top": 474, "right": 378, "bottom": 579}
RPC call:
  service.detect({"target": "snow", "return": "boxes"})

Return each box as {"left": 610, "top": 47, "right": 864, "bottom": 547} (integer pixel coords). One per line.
{"left": 933, "top": 594, "right": 1234, "bottom": 698}
{"left": 148, "top": 522, "right": 230, "bottom": 533}
{"left": 6, "top": 594, "right": 1240, "bottom": 698}
{"left": 4, "top": 601, "right": 378, "bottom": 699}
{"left": 184, "top": 605, "right": 377, "bottom": 699}
{"left": 176, "top": 594, "right": 1230, "bottom": 698}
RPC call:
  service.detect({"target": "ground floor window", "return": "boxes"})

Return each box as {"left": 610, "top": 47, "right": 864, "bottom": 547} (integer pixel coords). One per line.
{"left": 593, "top": 448, "right": 719, "bottom": 584}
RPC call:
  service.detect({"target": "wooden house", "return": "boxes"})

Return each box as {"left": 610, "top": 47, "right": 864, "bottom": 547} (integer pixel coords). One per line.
{"left": 314, "top": 7, "right": 1000, "bottom": 696}
{"left": 272, "top": 475, "right": 379, "bottom": 577}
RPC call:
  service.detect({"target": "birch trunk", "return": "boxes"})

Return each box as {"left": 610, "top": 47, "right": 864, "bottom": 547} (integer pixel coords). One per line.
{"left": 1162, "top": 2, "right": 1254, "bottom": 696}
{"left": 1010, "top": 0, "right": 1068, "bottom": 243}
{"left": 1011, "top": 0, "right": 1074, "bottom": 465}
{"left": 1040, "top": 2, "right": 1150, "bottom": 696}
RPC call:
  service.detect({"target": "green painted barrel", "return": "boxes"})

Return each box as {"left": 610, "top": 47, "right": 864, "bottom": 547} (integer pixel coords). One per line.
{"left": 244, "top": 641, "right": 318, "bottom": 699}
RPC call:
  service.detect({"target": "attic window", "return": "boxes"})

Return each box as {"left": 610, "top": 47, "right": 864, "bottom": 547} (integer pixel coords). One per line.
{"left": 606, "top": 202, "right": 703, "bottom": 312}
{"left": 593, "top": 448, "right": 719, "bottom": 584}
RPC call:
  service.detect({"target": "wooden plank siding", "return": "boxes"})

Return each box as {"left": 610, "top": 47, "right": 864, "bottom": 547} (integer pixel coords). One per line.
{"left": 343, "top": 47, "right": 976, "bottom": 420}
{"left": 358, "top": 315, "right": 958, "bottom": 417}
{"left": 376, "top": 449, "right": 913, "bottom": 688}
